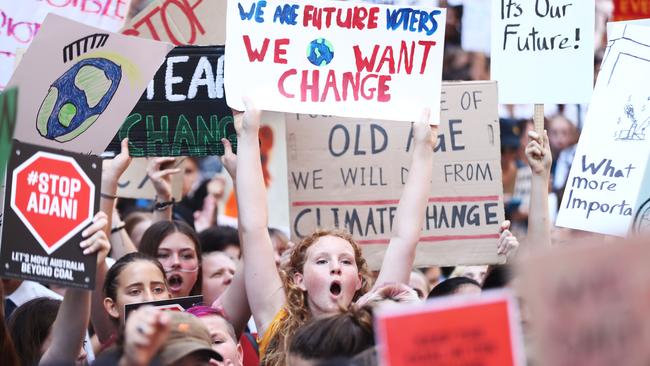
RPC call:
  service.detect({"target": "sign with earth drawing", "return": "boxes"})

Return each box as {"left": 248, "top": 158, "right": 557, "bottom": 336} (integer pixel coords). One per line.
{"left": 225, "top": 0, "right": 447, "bottom": 123}
{"left": 7, "top": 14, "right": 172, "bottom": 155}
{"left": 104, "top": 46, "right": 236, "bottom": 157}
{"left": 0, "top": 141, "right": 101, "bottom": 289}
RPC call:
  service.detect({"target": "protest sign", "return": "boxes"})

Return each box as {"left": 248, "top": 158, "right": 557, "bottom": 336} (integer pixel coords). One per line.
{"left": 121, "top": 0, "right": 226, "bottom": 46}
{"left": 114, "top": 157, "right": 184, "bottom": 201}
{"left": 557, "top": 23, "right": 650, "bottom": 236}
{"left": 105, "top": 46, "right": 235, "bottom": 157}
{"left": 613, "top": 0, "right": 650, "bottom": 21}
{"left": 7, "top": 14, "right": 172, "bottom": 155}
{"left": 518, "top": 238, "right": 650, "bottom": 365}
{"left": 0, "top": 0, "right": 132, "bottom": 89}
{"left": 286, "top": 81, "right": 504, "bottom": 268}
{"left": 0, "top": 87, "right": 17, "bottom": 184}
{"left": 225, "top": 0, "right": 446, "bottom": 123}
{"left": 375, "top": 290, "right": 524, "bottom": 366}
{"left": 0, "top": 141, "right": 101, "bottom": 289}
{"left": 124, "top": 295, "right": 203, "bottom": 319}
{"left": 490, "top": 0, "right": 594, "bottom": 104}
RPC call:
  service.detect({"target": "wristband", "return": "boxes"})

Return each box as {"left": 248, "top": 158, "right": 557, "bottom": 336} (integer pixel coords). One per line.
{"left": 101, "top": 192, "right": 118, "bottom": 200}
{"left": 154, "top": 197, "right": 175, "bottom": 211}
{"left": 111, "top": 224, "right": 126, "bottom": 234}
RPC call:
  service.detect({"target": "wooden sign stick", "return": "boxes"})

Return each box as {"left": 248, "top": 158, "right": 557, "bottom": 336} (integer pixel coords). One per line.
{"left": 533, "top": 104, "right": 544, "bottom": 134}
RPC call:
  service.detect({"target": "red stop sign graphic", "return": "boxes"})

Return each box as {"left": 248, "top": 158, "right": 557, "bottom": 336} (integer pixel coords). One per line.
{"left": 10, "top": 152, "right": 95, "bottom": 255}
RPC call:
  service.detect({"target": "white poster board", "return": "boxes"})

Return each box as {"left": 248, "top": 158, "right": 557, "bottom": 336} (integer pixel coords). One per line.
{"left": 557, "top": 23, "right": 650, "bottom": 236}
{"left": 225, "top": 0, "right": 446, "bottom": 123}
{"left": 0, "top": 0, "right": 132, "bottom": 89}
{"left": 490, "top": 0, "right": 595, "bottom": 103}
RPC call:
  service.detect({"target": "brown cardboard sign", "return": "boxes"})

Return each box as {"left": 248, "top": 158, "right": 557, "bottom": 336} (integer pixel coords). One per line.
{"left": 286, "top": 81, "right": 504, "bottom": 269}
{"left": 121, "top": 0, "right": 226, "bottom": 46}
{"left": 517, "top": 238, "right": 650, "bottom": 366}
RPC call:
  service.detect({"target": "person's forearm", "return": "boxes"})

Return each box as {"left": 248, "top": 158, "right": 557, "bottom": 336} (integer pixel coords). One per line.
{"left": 376, "top": 126, "right": 434, "bottom": 286}
{"left": 40, "top": 289, "right": 90, "bottom": 364}
{"left": 100, "top": 179, "right": 117, "bottom": 239}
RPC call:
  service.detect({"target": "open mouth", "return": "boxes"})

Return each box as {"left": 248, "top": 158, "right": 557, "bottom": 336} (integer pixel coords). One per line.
{"left": 168, "top": 274, "right": 184, "bottom": 291}
{"left": 330, "top": 281, "right": 342, "bottom": 296}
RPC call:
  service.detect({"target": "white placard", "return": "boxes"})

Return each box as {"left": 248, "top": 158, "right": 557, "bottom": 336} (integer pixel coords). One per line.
{"left": 556, "top": 23, "right": 650, "bottom": 236}
{"left": 490, "top": 0, "right": 595, "bottom": 104}
{"left": 0, "top": 0, "right": 132, "bottom": 89}
{"left": 225, "top": 0, "right": 446, "bottom": 123}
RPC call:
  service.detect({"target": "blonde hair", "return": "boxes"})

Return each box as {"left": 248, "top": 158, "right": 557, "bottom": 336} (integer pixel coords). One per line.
{"left": 262, "top": 229, "right": 373, "bottom": 366}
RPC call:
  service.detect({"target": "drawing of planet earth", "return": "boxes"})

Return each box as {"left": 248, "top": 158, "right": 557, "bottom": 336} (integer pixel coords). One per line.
{"left": 36, "top": 58, "right": 121, "bottom": 142}
{"left": 307, "top": 38, "right": 334, "bottom": 67}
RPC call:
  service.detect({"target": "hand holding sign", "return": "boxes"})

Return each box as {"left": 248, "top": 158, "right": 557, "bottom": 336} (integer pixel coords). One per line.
{"left": 79, "top": 212, "right": 110, "bottom": 263}
{"left": 413, "top": 107, "right": 437, "bottom": 150}
{"left": 102, "top": 138, "right": 133, "bottom": 192}
{"left": 240, "top": 97, "right": 262, "bottom": 137}
{"left": 525, "top": 130, "right": 552, "bottom": 177}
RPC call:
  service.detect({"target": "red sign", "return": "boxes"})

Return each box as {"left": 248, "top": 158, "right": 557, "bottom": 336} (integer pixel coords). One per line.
{"left": 375, "top": 291, "right": 524, "bottom": 366}
{"left": 10, "top": 151, "right": 95, "bottom": 254}
{"left": 613, "top": 0, "right": 650, "bottom": 21}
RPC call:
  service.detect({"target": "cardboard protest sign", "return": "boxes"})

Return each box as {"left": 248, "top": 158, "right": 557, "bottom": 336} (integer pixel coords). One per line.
{"left": 114, "top": 157, "right": 184, "bottom": 201}
{"left": 518, "top": 238, "right": 650, "bottom": 365}
{"left": 286, "top": 81, "right": 504, "bottom": 268}
{"left": 121, "top": 0, "right": 226, "bottom": 46}
{"left": 613, "top": 0, "right": 650, "bottom": 21}
{"left": 375, "top": 290, "right": 524, "bottom": 366}
{"left": 226, "top": 0, "right": 446, "bottom": 123}
{"left": 0, "top": 0, "right": 133, "bottom": 89}
{"left": 6, "top": 14, "right": 172, "bottom": 155}
{"left": 105, "top": 46, "right": 235, "bottom": 157}
{"left": 0, "top": 141, "right": 101, "bottom": 289}
{"left": 124, "top": 295, "right": 203, "bottom": 319}
{"left": 490, "top": 0, "right": 594, "bottom": 104}
{"left": 0, "top": 87, "right": 18, "bottom": 184}
{"left": 557, "top": 23, "right": 650, "bottom": 236}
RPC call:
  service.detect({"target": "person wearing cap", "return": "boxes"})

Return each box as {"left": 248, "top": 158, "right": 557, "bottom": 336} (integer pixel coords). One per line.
{"left": 114, "top": 306, "right": 224, "bottom": 366}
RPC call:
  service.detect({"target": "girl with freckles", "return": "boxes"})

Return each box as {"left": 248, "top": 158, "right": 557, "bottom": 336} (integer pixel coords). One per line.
{"left": 233, "top": 99, "right": 436, "bottom": 366}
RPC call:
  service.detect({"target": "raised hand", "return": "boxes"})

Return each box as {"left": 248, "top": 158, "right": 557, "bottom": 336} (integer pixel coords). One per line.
{"left": 120, "top": 306, "right": 171, "bottom": 366}
{"left": 496, "top": 220, "right": 519, "bottom": 259}
{"left": 147, "top": 157, "right": 180, "bottom": 202}
{"left": 525, "top": 130, "right": 552, "bottom": 176}
{"left": 102, "top": 138, "right": 131, "bottom": 189}
{"left": 80, "top": 211, "right": 111, "bottom": 265}
{"left": 412, "top": 108, "right": 437, "bottom": 149}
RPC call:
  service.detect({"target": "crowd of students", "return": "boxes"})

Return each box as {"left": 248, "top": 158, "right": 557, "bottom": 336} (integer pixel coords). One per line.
{"left": 0, "top": 0, "right": 615, "bottom": 365}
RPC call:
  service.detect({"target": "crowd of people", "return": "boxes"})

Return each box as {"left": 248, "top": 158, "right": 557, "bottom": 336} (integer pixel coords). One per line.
{"left": 1, "top": 0, "right": 618, "bottom": 365}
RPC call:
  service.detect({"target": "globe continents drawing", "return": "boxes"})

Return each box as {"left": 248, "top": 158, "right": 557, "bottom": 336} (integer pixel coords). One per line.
{"left": 36, "top": 58, "right": 122, "bottom": 142}
{"left": 307, "top": 38, "right": 334, "bottom": 67}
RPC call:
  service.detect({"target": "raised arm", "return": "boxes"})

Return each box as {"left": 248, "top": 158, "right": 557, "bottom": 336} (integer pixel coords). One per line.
{"left": 375, "top": 110, "right": 436, "bottom": 287}
{"left": 101, "top": 138, "right": 134, "bottom": 255}
{"left": 525, "top": 130, "right": 553, "bottom": 249}
{"left": 40, "top": 212, "right": 110, "bottom": 365}
{"left": 212, "top": 138, "right": 252, "bottom": 338}
{"left": 148, "top": 157, "right": 181, "bottom": 223}
{"left": 236, "top": 100, "right": 285, "bottom": 335}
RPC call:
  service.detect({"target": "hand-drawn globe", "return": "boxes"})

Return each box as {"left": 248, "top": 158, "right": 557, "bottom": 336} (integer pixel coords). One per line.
{"left": 36, "top": 58, "right": 121, "bottom": 142}
{"left": 306, "top": 38, "right": 334, "bottom": 67}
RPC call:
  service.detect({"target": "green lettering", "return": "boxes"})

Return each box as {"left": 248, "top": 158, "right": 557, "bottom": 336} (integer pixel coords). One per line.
{"left": 172, "top": 115, "right": 198, "bottom": 155}
{"left": 120, "top": 113, "right": 144, "bottom": 156}
{"left": 146, "top": 115, "right": 170, "bottom": 156}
